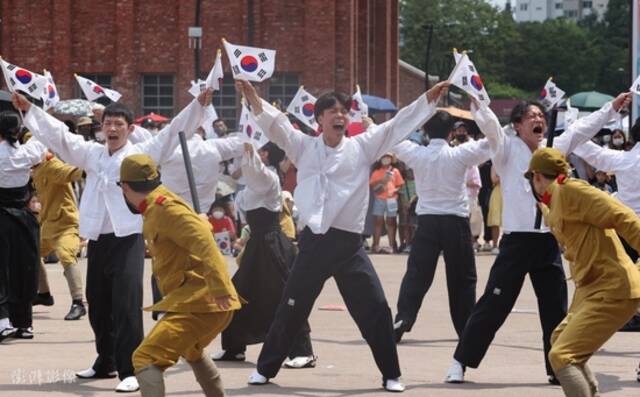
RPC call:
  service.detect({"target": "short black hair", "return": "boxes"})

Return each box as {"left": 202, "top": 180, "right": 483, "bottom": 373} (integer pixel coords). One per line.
{"left": 422, "top": 111, "right": 454, "bottom": 140}
{"left": 212, "top": 118, "right": 225, "bottom": 125}
{"left": 0, "top": 110, "right": 21, "bottom": 147}
{"left": 258, "top": 142, "right": 285, "bottom": 167}
{"left": 510, "top": 101, "right": 546, "bottom": 124}
{"left": 103, "top": 103, "right": 134, "bottom": 125}
{"left": 314, "top": 91, "right": 352, "bottom": 122}
{"left": 631, "top": 117, "right": 640, "bottom": 143}
{"left": 126, "top": 177, "right": 161, "bottom": 193}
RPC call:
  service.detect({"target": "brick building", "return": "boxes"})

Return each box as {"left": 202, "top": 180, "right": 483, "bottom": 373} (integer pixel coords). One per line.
{"left": 0, "top": 0, "right": 399, "bottom": 128}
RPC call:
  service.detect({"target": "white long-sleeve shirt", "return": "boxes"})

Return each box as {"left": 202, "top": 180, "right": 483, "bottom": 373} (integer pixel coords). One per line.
{"left": 0, "top": 138, "right": 47, "bottom": 188}
{"left": 392, "top": 138, "right": 491, "bottom": 217}
{"left": 161, "top": 134, "right": 244, "bottom": 213}
{"left": 472, "top": 101, "right": 618, "bottom": 233}
{"left": 235, "top": 147, "right": 282, "bottom": 213}
{"left": 24, "top": 100, "right": 205, "bottom": 240}
{"left": 129, "top": 125, "right": 154, "bottom": 144}
{"left": 574, "top": 141, "right": 640, "bottom": 214}
{"left": 253, "top": 94, "right": 437, "bottom": 234}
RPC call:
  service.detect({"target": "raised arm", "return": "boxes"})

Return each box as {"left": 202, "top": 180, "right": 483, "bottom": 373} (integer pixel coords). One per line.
{"left": 236, "top": 80, "right": 310, "bottom": 163}
{"left": 49, "top": 157, "right": 83, "bottom": 184}
{"left": 555, "top": 92, "right": 631, "bottom": 155}
{"left": 6, "top": 137, "right": 48, "bottom": 170}
{"left": 16, "top": 93, "right": 98, "bottom": 170}
{"left": 470, "top": 102, "right": 509, "bottom": 166}
{"left": 208, "top": 135, "right": 245, "bottom": 162}
{"left": 354, "top": 82, "right": 447, "bottom": 163}
{"left": 390, "top": 140, "right": 423, "bottom": 170}
{"left": 240, "top": 143, "right": 280, "bottom": 195}
{"left": 134, "top": 89, "right": 212, "bottom": 164}
{"left": 573, "top": 140, "right": 632, "bottom": 173}
{"left": 453, "top": 138, "right": 492, "bottom": 167}
{"left": 128, "top": 125, "right": 154, "bottom": 144}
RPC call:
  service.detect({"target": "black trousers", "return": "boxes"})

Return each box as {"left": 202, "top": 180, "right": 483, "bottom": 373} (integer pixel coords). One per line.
{"left": 620, "top": 235, "right": 639, "bottom": 263}
{"left": 256, "top": 227, "right": 400, "bottom": 380}
{"left": 86, "top": 233, "right": 144, "bottom": 380}
{"left": 454, "top": 232, "right": 567, "bottom": 376}
{"left": 0, "top": 208, "right": 39, "bottom": 329}
{"left": 396, "top": 214, "right": 477, "bottom": 337}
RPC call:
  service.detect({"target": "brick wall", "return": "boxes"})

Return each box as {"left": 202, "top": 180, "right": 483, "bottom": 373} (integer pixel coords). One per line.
{"left": 0, "top": 0, "right": 398, "bottom": 116}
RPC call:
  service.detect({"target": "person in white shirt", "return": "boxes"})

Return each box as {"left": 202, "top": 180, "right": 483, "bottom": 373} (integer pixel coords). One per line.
{"left": 445, "top": 92, "right": 631, "bottom": 385}
{"left": 237, "top": 79, "right": 449, "bottom": 393}
{"left": 392, "top": 111, "right": 491, "bottom": 344}
{"left": 0, "top": 110, "right": 47, "bottom": 343}
{"left": 212, "top": 142, "right": 315, "bottom": 369}
{"left": 13, "top": 89, "right": 212, "bottom": 393}
{"left": 574, "top": 118, "right": 640, "bottom": 338}
{"left": 160, "top": 128, "right": 244, "bottom": 213}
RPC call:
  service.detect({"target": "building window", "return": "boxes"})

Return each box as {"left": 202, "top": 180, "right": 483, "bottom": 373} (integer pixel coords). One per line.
{"left": 141, "top": 75, "right": 174, "bottom": 117}
{"left": 555, "top": 2, "right": 563, "bottom": 9}
{"left": 267, "top": 73, "right": 301, "bottom": 109}
{"left": 213, "top": 74, "right": 238, "bottom": 130}
{"left": 520, "top": 3, "right": 528, "bottom": 11}
{"left": 564, "top": 10, "right": 578, "bottom": 17}
{"left": 582, "top": 1, "right": 592, "bottom": 8}
{"left": 77, "top": 74, "right": 112, "bottom": 105}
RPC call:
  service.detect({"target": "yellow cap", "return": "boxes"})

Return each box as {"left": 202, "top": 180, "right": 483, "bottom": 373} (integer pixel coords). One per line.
{"left": 120, "top": 154, "right": 159, "bottom": 183}
{"left": 77, "top": 116, "right": 92, "bottom": 126}
{"left": 525, "top": 147, "right": 570, "bottom": 179}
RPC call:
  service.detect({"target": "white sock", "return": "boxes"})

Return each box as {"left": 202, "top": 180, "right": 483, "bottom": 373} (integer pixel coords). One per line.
{"left": 0, "top": 317, "right": 12, "bottom": 330}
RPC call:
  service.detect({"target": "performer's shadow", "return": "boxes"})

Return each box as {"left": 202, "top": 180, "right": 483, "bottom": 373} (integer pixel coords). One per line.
{"left": 227, "top": 384, "right": 386, "bottom": 396}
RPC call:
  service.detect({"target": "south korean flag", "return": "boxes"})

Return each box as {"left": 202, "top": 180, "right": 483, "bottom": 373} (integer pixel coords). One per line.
{"left": 222, "top": 38, "right": 276, "bottom": 82}
{"left": 42, "top": 70, "right": 60, "bottom": 111}
{"left": 447, "top": 53, "right": 491, "bottom": 107}
{"left": 539, "top": 77, "right": 566, "bottom": 111}
{"left": 630, "top": 74, "right": 640, "bottom": 96}
{"left": 238, "top": 100, "right": 269, "bottom": 148}
{"left": 0, "top": 58, "right": 47, "bottom": 100}
{"left": 286, "top": 86, "right": 318, "bottom": 131}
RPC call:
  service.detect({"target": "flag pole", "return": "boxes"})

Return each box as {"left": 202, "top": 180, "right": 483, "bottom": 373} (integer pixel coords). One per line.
{"left": 178, "top": 131, "right": 201, "bottom": 213}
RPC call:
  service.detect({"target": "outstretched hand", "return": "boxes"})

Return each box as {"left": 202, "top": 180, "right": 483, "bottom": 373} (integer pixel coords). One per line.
{"left": 243, "top": 142, "right": 254, "bottom": 158}
{"left": 235, "top": 80, "right": 263, "bottom": 115}
{"left": 11, "top": 92, "right": 31, "bottom": 112}
{"left": 197, "top": 87, "right": 214, "bottom": 107}
{"left": 612, "top": 92, "right": 632, "bottom": 112}
{"left": 426, "top": 81, "right": 451, "bottom": 104}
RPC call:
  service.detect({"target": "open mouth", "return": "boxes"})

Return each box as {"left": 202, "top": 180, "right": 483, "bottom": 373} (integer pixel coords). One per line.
{"left": 333, "top": 122, "right": 345, "bottom": 131}
{"left": 107, "top": 134, "right": 119, "bottom": 141}
{"left": 533, "top": 126, "right": 543, "bottom": 134}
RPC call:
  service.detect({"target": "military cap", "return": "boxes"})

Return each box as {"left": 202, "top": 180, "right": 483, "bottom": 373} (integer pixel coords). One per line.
{"left": 524, "top": 147, "right": 570, "bottom": 179}
{"left": 120, "top": 154, "right": 159, "bottom": 183}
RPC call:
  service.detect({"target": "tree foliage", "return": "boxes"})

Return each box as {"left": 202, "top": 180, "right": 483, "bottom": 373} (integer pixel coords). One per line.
{"left": 400, "top": 0, "right": 631, "bottom": 97}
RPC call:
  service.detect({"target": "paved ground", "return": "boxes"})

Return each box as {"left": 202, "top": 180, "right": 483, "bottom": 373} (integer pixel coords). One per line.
{"left": 2, "top": 250, "right": 640, "bottom": 396}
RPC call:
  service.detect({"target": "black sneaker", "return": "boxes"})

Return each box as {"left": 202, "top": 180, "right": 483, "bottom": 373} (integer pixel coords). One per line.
{"left": 13, "top": 327, "right": 34, "bottom": 339}
{"left": 620, "top": 314, "right": 640, "bottom": 332}
{"left": 0, "top": 327, "right": 17, "bottom": 343}
{"left": 64, "top": 303, "right": 86, "bottom": 320}
{"left": 32, "top": 293, "right": 54, "bottom": 306}
{"left": 548, "top": 375, "right": 561, "bottom": 385}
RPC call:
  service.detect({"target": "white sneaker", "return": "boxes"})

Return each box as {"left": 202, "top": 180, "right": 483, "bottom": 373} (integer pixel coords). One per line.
{"left": 283, "top": 355, "right": 316, "bottom": 368}
{"left": 75, "top": 367, "right": 117, "bottom": 379}
{"left": 491, "top": 247, "right": 500, "bottom": 255}
{"left": 211, "top": 350, "right": 246, "bottom": 361}
{"left": 445, "top": 360, "right": 465, "bottom": 383}
{"left": 481, "top": 242, "right": 492, "bottom": 252}
{"left": 384, "top": 378, "right": 406, "bottom": 392}
{"left": 115, "top": 376, "right": 139, "bottom": 393}
{"left": 248, "top": 370, "right": 268, "bottom": 385}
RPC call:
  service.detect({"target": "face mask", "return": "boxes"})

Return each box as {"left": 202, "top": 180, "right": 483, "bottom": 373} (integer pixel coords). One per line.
{"left": 381, "top": 158, "right": 391, "bottom": 166}
{"left": 212, "top": 211, "right": 224, "bottom": 220}
{"left": 455, "top": 134, "right": 468, "bottom": 143}
{"left": 122, "top": 193, "right": 140, "bottom": 215}
{"left": 601, "top": 135, "right": 611, "bottom": 144}
{"left": 612, "top": 138, "right": 624, "bottom": 146}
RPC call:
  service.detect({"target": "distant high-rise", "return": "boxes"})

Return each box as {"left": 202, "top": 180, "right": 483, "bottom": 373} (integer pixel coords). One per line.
{"left": 514, "top": 0, "right": 609, "bottom": 22}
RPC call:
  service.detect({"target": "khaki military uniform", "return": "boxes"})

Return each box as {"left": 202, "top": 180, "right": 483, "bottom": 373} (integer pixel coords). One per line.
{"left": 31, "top": 155, "right": 82, "bottom": 264}
{"left": 132, "top": 185, "right": 241, "bottom": 371}
{"left": 540, "top": 177, "right": 640, "bottom": 371}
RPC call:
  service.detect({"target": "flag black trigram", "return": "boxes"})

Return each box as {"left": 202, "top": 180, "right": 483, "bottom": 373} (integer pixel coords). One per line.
{"left": 257, "top": 69, "right": 266, "bottom": 78}
{"left": 232, "top": 65, "right": 240, "bottom": 75}
{"left": 234, "top": 49, "right": 241, "bottom": 58}
{"left": 259, "top": 52, "right": 268, "bottom": 62}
